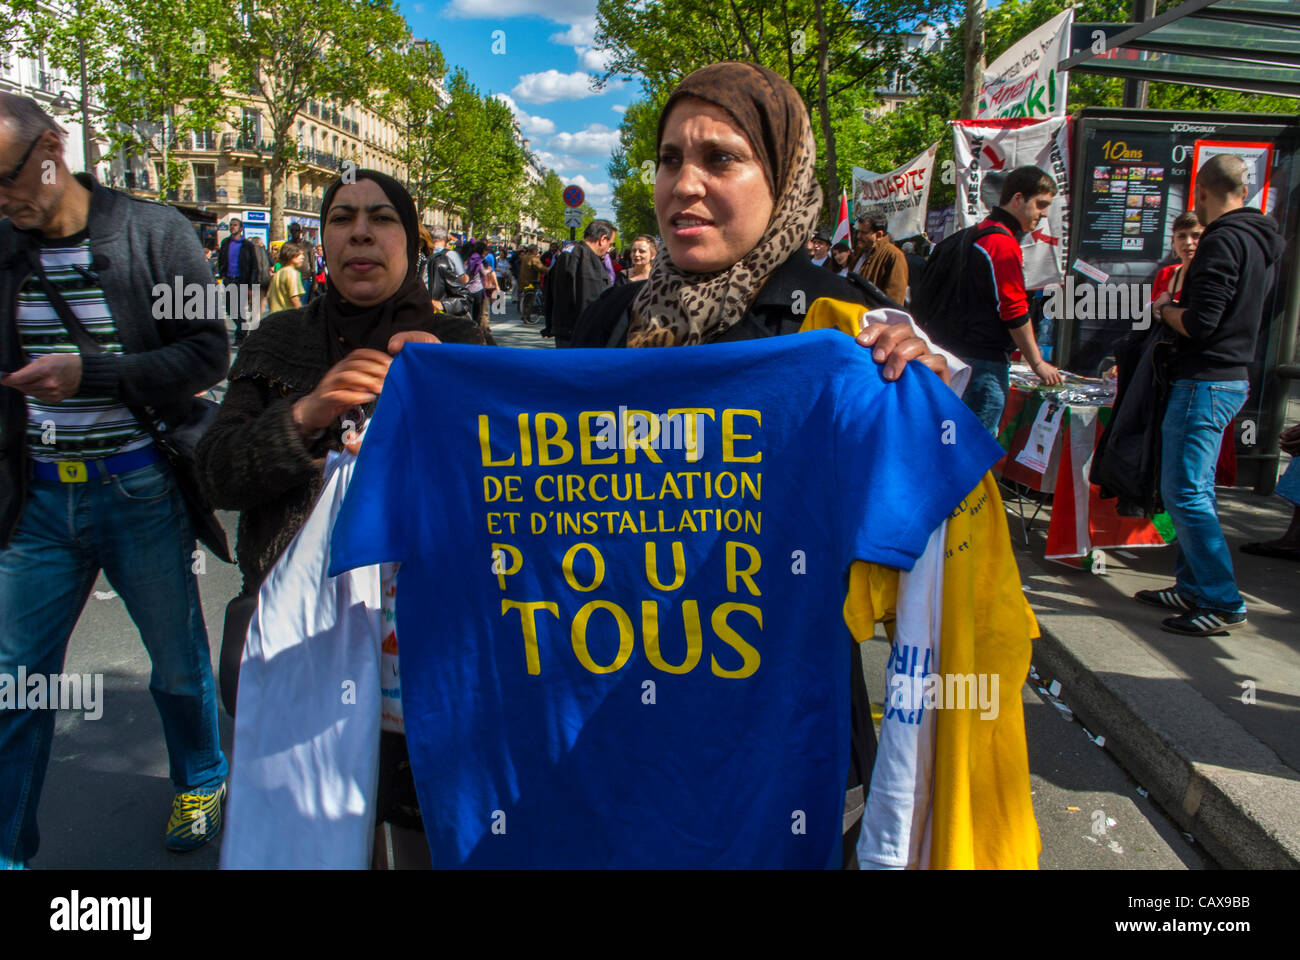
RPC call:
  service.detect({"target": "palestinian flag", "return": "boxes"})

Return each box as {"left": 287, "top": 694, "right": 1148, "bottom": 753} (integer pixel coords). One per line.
{"left": 831, "top": 190, "right": 851, "bottom": 247}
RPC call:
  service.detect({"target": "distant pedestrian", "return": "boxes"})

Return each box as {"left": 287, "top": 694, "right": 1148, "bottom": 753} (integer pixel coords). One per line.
{"left": 268, "top": 241, "right": 307, "bottom": 313}
{"left": 851, "top": 216, "right": 908, "bottom": 305}
{"left": 217, "top": 217, "right": 257, "bottom": 344}
{"left": 616, "top": 234, "right": 656, "bottom": 286}
{"left": 288, "top": 222, "right": 317, "bottom": 299}
{"left": 543, "top": 219, "right": 615, "bottom": 347}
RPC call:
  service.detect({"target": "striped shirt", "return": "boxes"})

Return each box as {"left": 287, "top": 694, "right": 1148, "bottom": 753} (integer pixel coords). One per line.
{"left": 17, "top": 234, "right": 151, "bottom": 462}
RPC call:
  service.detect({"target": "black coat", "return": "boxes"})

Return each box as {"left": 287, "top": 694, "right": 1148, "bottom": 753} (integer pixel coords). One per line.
{"left": 1090, "top": 326, "right": 1178, "bottom": 517}
{"left": 545, "top": 242, "right": 611, "bottom": 339}
{"left": 216, "top": 234, "right": 258, "bottom": 282}
{"left": 570, "top": 246, "right": 899, "bottom": 867}
{"left": 572, "top": 247, "right": 898, "bottom": 347}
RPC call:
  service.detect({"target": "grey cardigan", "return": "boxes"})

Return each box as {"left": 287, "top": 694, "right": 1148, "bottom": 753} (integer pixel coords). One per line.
{"left": 0, "top": 173, "right": 229, "bottom": 546}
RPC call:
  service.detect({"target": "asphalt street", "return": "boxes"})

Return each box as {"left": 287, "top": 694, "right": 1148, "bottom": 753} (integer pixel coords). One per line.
{"left": 27, "top": 296, "right": 1213, "bottom": 869}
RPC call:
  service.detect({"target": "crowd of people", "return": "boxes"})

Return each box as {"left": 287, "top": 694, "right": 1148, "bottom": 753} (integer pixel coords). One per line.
{"left": 0, "top": 51, "right": 1292, "bottom": 871}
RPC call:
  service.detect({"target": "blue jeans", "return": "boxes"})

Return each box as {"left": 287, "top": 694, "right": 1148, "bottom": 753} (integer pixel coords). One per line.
{"left": 1160, "top": 380, "right": 1249, "bottom": 613}
{"left": 959, "top": 356, "right": 1010, "bottom": 434}
{"left": 0, "top": 459, "right": 227, "bottom": 868}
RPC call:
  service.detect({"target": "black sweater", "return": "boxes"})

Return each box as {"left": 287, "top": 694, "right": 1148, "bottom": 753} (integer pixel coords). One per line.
{"left": 1173, "top": 208, "right": 1284, "bottom": 381}
{"left": 572, "top": 248, "right": 898, "bottom": 347}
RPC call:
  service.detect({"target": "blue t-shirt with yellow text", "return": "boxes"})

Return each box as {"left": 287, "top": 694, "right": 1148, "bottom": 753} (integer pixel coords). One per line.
{"left": 329, "top": 330, "right": 1002, "bottom": 867}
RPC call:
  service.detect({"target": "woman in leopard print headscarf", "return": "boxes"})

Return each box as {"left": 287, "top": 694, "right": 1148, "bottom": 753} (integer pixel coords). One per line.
{"left": 573, "top": 61, "right": 946, "bottom": 386}
{"left": 625, "top": 61, "right": 823, "bottom": 347}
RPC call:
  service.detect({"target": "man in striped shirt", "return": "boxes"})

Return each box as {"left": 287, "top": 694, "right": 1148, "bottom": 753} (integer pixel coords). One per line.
{"left": 0, "top": 94, "right": 230, "bottom": 868}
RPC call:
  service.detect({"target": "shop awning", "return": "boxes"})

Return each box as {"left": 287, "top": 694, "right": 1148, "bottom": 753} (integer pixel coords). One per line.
{"left": 1063, "top": 0, "right": 1300, "bottom": 99}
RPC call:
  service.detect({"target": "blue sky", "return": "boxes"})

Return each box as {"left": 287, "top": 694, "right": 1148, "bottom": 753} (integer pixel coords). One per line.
{"left": 400, "top": 0, "right": 639, "bottom": 219}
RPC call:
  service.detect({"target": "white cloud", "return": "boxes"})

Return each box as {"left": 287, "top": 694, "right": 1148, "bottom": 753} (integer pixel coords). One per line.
{"left": 493, "top": 94, "right": 557, "bottom": 137}
{"left": 511, "top": 70, "right": 601, "bottom": 105}
{"left": 549, "top": 18, "right": 597, "bottom": 46}
{"left": 549, "top": 123, "right": 620, "bottom": 155}
{"left": 611, "top": 104, "right": 627, "bottom": 114}
{"left": 443, "top": 0, "right": 597, "bottom": 21}
{"left": 535, "top": 150, "right": 598, "bottom": 173}
{"left": 578, "top": 46, "right": 615, "bottom": 72}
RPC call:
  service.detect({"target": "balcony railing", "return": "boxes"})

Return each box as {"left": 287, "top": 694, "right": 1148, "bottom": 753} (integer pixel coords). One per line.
{"left": 241, "top": 186, "right": 266, "bottom": 205}
{"left": 285, "top": 191, "right": 322, "bottom": 213}
{"left": 224, "top": 133, "right": 275, "bottom": 154}
{"left": 299, "top": 147, "right": 345, "bottom": 171}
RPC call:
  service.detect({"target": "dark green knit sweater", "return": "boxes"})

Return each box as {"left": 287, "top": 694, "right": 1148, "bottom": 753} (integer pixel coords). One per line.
{"left": 196, "top": 297, "right": 484, "bottom": 592}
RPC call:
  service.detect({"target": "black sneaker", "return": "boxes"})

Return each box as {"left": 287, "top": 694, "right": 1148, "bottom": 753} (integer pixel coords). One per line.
{"left": 1134, "top": 587, "right": 1195, "bottom": 611}
{"left": 1160, "top": 608, "right": 1247, "bottom": 636}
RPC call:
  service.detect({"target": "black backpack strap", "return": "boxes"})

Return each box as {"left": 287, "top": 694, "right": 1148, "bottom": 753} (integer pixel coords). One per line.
{"left": 25, "top": 248, "right": 160, "bottom": 433}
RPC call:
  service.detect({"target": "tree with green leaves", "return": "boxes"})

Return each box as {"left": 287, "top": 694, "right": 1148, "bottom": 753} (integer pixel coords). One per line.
{"left": 31, "top": 0, "right": 230, "bottom": 197}
{"left": 223, "top": 0, "right": 409, "bottom": 241}
{"left": 607, "top": 95, "right": 664, "bottom": 240}
{"left": 385, "top": 63, "right": 526, "bottom": 238}
{"left": 595, "top": 0, "right": 960, "bottom": 202}
{"left": 382, "top": 39, "right": 450, "bottom": 220}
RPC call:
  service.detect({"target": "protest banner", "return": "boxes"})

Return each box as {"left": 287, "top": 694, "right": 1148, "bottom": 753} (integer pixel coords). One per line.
{"left": 977, "top": 7, "right": 1074, "bottom": 120}
{"left": 953, "top": 116, "right": 1071, "bottom": 289}
{"left": 851, "top": 143, "right": 939, "bottom": 239}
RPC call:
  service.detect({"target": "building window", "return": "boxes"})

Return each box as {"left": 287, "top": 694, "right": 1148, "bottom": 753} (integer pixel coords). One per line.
{"left": 194, "top": 129, "right": 217, "bottom": 150}
{"left": 243, "top": 166, "right": 264, "bottom": 205}
{"left": 240, "top": 108, "right": 262, "bottom": 145}
{"left": 194, "top": 163, "right": 216, "bottom": 202}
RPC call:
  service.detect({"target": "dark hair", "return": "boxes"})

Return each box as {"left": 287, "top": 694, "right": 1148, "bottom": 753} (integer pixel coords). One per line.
{"left": 999, "top": 165, "right": 1057, "bottom": 206}
{"left": 584, "top": 219, "right": 616, "bottom": 242}
{"left": 858, "top": 216, "right": 886, "bottom": 234}
{"left": 278, "top": 241, "right": 302, "bottom": 265}
{"left": 1172, "top": 211, "right": 1202, "bottom": 233}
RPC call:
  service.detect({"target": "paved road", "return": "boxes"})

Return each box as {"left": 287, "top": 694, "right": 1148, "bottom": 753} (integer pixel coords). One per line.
{"left": 28, "top": 298, "right": 1213, "bottom": 868}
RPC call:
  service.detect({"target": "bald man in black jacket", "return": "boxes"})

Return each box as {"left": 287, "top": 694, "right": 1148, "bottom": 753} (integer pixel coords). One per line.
{"left": 1140, "top": 154, "right": 1285, "bottom": 636}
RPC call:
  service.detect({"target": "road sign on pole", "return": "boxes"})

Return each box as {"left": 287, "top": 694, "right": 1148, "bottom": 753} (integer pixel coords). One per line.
{"left": 562, "top": 185, "right": 585, "bottom": 207}
{"left": 563, "top": 208, "right": 583, "bottom": 228}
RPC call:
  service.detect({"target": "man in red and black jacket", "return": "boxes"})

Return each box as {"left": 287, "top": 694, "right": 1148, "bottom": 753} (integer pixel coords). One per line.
{"left": 949, "top": 166, "right": 1063, "bottom": 432}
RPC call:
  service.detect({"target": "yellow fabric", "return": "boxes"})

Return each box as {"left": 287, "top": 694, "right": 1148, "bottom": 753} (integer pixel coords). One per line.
{"left": 799, "top": 296, "right": 875, "bottom": 337}
{"left": 928, "top": 476, "right": 1040, "bottom": 869}
{"left": 805, "top": 297, "right": 1041, "bottom": 869}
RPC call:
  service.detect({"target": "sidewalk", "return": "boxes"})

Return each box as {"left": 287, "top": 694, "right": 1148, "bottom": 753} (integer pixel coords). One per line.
{"left": 1011, "top": 462, "right": 1300, "bottom": 869}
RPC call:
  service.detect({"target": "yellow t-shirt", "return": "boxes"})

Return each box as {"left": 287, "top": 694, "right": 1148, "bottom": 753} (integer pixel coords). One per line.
{"left": 268, "top": 265, "right": 305, "bottom": 313}
{"left": 802, "top": 296, "right": 1042, "bottom": 869}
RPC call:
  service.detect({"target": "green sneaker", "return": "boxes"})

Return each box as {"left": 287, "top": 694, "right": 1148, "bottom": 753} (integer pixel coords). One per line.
{"left": 165, "top": 782, "right": 227, "bottom": 852}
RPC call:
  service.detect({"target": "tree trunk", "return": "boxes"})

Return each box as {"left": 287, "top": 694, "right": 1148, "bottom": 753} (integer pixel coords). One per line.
{"left": 160, "top": 113, "right": 168, "bottom": 198}
{"left": 814, "top": 0, "right": 837, "bottom": 207}
{"left": 270, "top": 127, "right": 288, "bottom": 243}
{"left": 960, "top": 0, "right": 986, "bottom": 120}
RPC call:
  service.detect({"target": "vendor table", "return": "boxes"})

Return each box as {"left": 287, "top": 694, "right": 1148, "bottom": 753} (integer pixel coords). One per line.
{"left": 994, "top": 380, "right": 1174, "bottom": 561}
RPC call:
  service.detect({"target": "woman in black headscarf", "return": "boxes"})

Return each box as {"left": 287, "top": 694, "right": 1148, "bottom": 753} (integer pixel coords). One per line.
{"left": 197, "top": 170, "right": 484, "bottom": 601}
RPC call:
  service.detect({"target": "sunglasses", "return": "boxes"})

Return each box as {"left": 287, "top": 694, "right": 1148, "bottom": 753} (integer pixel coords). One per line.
{"left": 0, "top": 134, "right": 43, "bottom": 188}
